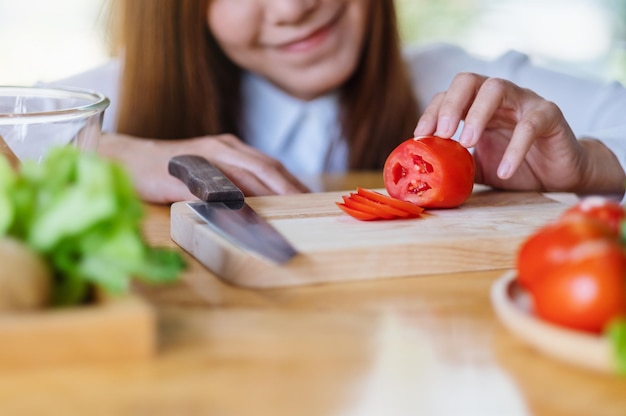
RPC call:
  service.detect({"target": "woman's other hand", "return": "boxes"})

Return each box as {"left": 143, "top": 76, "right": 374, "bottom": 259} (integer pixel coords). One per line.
{"left": 413, "top": 72, "right": 625, "bottom": 196}
{"left": 99, "top": 133, "right": 310, "bottom": 204}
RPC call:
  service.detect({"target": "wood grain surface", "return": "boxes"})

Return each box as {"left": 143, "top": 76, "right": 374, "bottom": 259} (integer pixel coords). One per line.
{"left": 171, "top": 186, "right": 567, "bottom": 287}
{"left": 0, "top": 295, "right": 155, "bottom": 369}
{"left": 1, "top": 174, "right": 625, "bottom": 416}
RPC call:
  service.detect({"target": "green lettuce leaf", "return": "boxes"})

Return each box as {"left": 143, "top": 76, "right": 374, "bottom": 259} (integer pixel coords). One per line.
{"left": 607, "top": 318, "right": 626, "bottom": 375}
{"left": 0, "top": 146, "right": 185, "bottom": 306}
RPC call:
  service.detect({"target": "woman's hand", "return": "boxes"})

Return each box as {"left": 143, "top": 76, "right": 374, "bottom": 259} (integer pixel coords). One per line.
{"left": 413, "top": 72, "right": 625, "bottom": 196}
{"left": 98, "top": 133, "right": 310, "bottom": 204}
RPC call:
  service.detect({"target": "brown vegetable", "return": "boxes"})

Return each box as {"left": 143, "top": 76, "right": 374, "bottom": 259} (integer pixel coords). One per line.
{"left": 0, "top": 237, "right": 51, "bottom": 311}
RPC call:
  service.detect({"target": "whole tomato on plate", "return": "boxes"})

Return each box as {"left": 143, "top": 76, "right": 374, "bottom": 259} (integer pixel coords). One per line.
{"left": 516, "top": 216, "right": 616, "bottom": 292}
{"left": 516, "top": 197, "right": 626, "bottom": 334}
{"left": 531, "top": 239, "right": 626, "bottom": 333}
{"left": 560, "top": 196, "right": 625, "bottom": 236}
{"left": 383, "top": 136, "right": 474, "bottom": 208}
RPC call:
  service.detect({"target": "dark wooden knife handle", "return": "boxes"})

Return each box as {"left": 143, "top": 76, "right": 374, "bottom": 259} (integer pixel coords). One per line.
{"left": 168, "top": 155, "right": 244, "bottom": 202}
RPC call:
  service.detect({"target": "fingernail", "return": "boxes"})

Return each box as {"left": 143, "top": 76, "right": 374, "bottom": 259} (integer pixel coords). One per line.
{"left": 413, "top": 120, "right": 426, "bottom": 136}
{"left": 459, "top": 125, "right": 475, "bottom": 146}
{"left": 435, "top": 117, "right": 452, "bottom": 137}
{"left": 497, "top": 160, "right": 512, "bottom": 179}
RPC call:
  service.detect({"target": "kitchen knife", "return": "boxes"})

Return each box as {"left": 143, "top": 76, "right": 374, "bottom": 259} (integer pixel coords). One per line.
{"left": 168, "top": 154, "right": 298, "bottom": 264}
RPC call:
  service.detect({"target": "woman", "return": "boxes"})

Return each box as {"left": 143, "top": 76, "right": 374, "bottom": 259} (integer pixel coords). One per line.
{"left": 59, "top": 0, "right": 626, "bottom": 204}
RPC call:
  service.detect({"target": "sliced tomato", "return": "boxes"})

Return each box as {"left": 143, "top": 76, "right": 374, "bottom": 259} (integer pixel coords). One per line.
{"left": 335, "top": 187, "right": 425, "bottom": 221}
{"left": 561, "top": 196, "right": 625, "bottom": 236}
{"left": 341, "top": 195, "right": 396, "bottom": 219}
{"left": 335, "top": 202, "right": 379, "bottom": 221}
{"left": 356, "top": 187, "right": 424, "bottom": 216}
{"left": 348, "top": 193, "right": 411, "bottom": 218}
{"left": 383, "top": 136, "right": 474, "bottom": 208}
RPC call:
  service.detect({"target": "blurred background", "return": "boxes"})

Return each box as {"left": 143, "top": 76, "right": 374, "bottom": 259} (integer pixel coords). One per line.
{"left": 1, "top": 0, "right": 625, "bottom": 85}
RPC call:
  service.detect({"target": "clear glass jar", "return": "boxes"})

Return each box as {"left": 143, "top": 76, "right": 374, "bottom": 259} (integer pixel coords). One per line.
{"left": 0, "top": 85, "right": 110, "bottom": 163}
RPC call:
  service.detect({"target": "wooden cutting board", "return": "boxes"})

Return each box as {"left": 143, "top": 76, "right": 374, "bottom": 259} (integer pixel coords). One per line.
{"left": 170, "top": 187, "right": 567, "bottom": 288}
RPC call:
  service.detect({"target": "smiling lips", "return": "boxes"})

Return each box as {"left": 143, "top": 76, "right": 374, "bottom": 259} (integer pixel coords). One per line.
{"left": 280, "top": 24, "right": 333, "bottom": 52}
{"left": 277, "top": 8, "right": 343, "bottom": 53}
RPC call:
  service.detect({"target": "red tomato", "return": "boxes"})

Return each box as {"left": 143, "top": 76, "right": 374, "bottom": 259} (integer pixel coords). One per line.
{"left": 383, "top": 136, "right": 474, "bottom": 208}
{"left": 532, "top": 239, "right": 626, "bottom": 333}
{"left": 561, "top": 196, "right": 625, "bottom": 236}
{"left": 516, "top": 216, "right": 616, "bottom": 292}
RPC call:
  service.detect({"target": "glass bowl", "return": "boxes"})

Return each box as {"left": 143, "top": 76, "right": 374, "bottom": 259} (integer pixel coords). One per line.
{"left": 0, "top": 85, "right": 110, "bottom": 164}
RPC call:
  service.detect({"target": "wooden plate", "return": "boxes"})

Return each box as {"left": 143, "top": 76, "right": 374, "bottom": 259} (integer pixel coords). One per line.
{"left": 490, "top": 270, "right": 615, "bottom": 373}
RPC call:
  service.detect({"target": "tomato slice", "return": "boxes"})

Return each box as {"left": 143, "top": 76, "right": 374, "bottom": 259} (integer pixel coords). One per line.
{"left": 348, "top": 193, "right": 411, "bottom": 218}
{"left": 356, "top": 187, "right": 424, "bottom": 216}
{"left": 336, "top": 187, "right": 425, "bottom": 221}
{"left": 335, "top": 202, "right": 379, "bottom": 221}
{"left": 383, "top": 136, "right": 474, "bottom": 208}
{"left": 341, "top": 195, "right": 396, "bottom": 219}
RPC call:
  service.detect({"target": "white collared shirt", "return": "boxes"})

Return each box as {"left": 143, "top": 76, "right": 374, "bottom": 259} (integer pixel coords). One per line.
{"left": 240, "top": 71, "right": 348, "bottom": 175}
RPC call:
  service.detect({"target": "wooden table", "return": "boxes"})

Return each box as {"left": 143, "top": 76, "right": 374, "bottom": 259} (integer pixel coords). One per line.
{"left": 0, "top": 172, "right": 625, "bottom": 416}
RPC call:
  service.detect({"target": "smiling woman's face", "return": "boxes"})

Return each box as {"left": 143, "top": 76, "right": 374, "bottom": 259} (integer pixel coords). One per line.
{"left": 208, "top": 0, "right": 369, "bottom": 100}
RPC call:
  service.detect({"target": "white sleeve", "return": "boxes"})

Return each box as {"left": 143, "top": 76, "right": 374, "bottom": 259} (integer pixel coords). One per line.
{"left": 406, "top": 43, "right": 626, "bottom": 187}
{"left": 41, "top": 59, "right": 122, "bottom": 133}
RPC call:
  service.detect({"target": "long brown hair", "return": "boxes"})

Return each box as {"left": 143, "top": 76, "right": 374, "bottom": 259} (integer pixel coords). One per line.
{"left": 111, "top": 0, "right": 419, "bottom": 169}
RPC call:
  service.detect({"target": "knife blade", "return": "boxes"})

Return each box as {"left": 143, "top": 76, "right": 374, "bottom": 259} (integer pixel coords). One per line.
{"left": 168, "top": 154, "right": 298, "bottom": 264}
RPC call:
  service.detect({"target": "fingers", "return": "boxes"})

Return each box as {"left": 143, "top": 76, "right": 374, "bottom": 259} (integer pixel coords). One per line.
{"left": 194, "top": 134, "right": 311, "bottom": 196}
{"left": 414, "top": 92, "right": 443, "bottom": 137}
{"left": 414, "top": 72, "right": 486, "bottom": 138}
{"left": 101, "top": 132, "right": 310, "bottom": 203}
{"left": 459, "top": 77, "right": 510, "bottom": 147}
{"left": 413, "top": 72, "right": 572, "bottom": 184}
{"left": 217, "top": 161, "right": 309, "bottom": 196}
{"left": 497, "top": 100, "right": 563, "bottom": 179}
